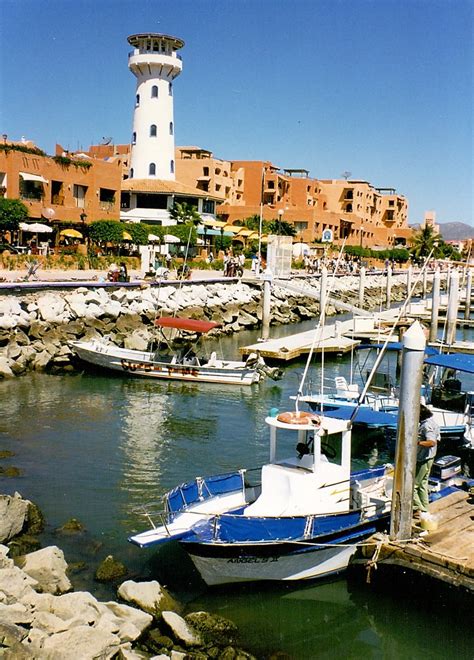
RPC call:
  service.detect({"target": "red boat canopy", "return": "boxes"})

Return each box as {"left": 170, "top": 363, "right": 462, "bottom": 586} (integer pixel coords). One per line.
{"left": 155, "top": 317, "right": 221, "bottom": 334}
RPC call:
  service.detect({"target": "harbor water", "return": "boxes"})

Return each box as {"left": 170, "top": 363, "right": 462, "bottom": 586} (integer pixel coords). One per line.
{"left": 1, "top": 320, "right": 473, "bottom": 659}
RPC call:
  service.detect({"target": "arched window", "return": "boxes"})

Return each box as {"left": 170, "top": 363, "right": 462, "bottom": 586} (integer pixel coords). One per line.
{"left": 149, "top": 163, "right": 156, "bottom": 176}
{"left": 151, "top": 85, "right": 158, "bottom": 98}
{"left": 135, "top": 93, "right": 140, "bottom": 106}
{"left": 169, "top": 82, "right": 173, "bottom": 96}
{"left": 132, "top": 132, "right": 136, "bottom": 145}
{"left": 150, "top": 124, "right": 157, "bottom": 137}
{"left": 169, "top": 122, "right": 173, "bottom": 135}
{"left": 130, "top": 168, "right": 134, "bottom": 178}
{"left": 170, "top": 160, "right": 174, "bottom": 174}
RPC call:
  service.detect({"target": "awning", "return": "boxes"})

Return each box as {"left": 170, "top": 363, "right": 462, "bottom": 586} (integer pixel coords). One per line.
{"left": 148, "top": 233, "right": 161, "bottom": 241}
{"left": 201, "top": 219, "right": 227, "bottom": 228}
{"left": 19, "top": 172, "right": 48, "bottom": 184}
{"left": 424, "top": 352, "right": 474, "bottom": 375}
{"left": 223, "top": 224, "right": 242, "bottom": 233}
{"left": 155, "top": 317, "right": 221, "bottom": 333}
{"left": 197, "top": 228, "right": 233, "bottom": 237}
{"left": 163, "top": 234, "right": 181, "bottom": 243}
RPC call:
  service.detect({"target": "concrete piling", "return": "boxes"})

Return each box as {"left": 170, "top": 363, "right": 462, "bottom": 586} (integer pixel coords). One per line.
{"left": 446, "top": 269, "right": 459, "bottom": 346}
{"left": 386, "top": 266, "right": 392, "bottom": 309}
{"left": 429, "top": 268, "right": 441, "bottom": 343}
{"left": 465, "top": 269, "right": 472, "bottom": 320}
{"left": 358, "top": 266, "right": 366, "bottom": 309}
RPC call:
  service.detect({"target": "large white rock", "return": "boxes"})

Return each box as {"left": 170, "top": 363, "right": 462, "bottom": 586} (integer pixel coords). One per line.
{"left": 117, "top": 580, "right": 178, "bottom": 616}
{"left": 0, "top": 315, "right": 17, "bottom": 330}
{"left": 31, "top": 610, "right": 71, "bottom": 635}
{"left": 20, "top": 546, "right": 71, "bottom": 595}
{"left": 161, "top": 611, "right": 201, "bottom": 647}
{"left": 45, "top": 591, "right": 102, "bottom": 624}
{"left": 0, "top": 544, "right": 14, "bottom": 569}
{"left": 0, "top": 356, "right": 14, "bottom": 377}
{"left": 0, "top": 494, "right": 29, "bottom": 543}
{"left": 36, "top": 294, "right": 66, "bottom": 322}
{"left": 41, "top": 625, "right": 121, "bottom": 659}
{"left": 0, "top": 297, "right": 22, "bottom": 315}
{"left": 0, "top": 601, "right": 34, "bottom": 625}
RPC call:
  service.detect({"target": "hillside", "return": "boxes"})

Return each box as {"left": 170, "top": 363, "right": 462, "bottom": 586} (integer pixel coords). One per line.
{"left": 438, "top": 222, "right": 474, "bottom": 240}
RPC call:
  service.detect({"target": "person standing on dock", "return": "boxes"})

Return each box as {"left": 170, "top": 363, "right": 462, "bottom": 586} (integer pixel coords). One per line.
{"left": 413, "top": 404, "right": 440, "bottom": 517}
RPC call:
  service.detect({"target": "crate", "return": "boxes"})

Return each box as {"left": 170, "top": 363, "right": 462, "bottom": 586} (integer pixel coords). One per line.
{"left": 431, "top": 455, "right": 461, "bottom": 480}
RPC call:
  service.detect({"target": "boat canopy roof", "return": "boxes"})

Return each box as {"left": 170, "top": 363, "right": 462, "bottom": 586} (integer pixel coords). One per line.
{"left": 357, "top": 342, "right": 439, "bottom": 356}
{"left": 424, "top": 352, "right": 474, "bottom": 375}
{"left": 155, "top": 317, "right": 221, "bottom": 334}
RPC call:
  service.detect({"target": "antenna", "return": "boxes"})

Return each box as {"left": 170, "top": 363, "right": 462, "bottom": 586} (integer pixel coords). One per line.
{"left": 341, "top": 171, "right": 352, "bottom": 180}
{"left": 101, "top": 137, "right": 113, "bottom": 145}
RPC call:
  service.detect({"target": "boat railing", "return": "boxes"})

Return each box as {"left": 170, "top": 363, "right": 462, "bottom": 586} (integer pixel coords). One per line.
{"left": 166, "top": 470, "right": 247, "bottom": 515}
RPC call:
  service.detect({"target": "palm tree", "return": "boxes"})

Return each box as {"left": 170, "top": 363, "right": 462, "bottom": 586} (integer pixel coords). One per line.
{"left": 169, "top": 201, "right": 201, "bottom": 226}
{"left": 267, "top": 219, "right": 297, "bottom": 237}
{"left": 410, "top": 224, "right": 437, "bottom": 259}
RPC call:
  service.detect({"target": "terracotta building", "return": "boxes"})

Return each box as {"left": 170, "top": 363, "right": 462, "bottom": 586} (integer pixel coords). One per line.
{"left": 0, "top": 139, "right": 122, "bottom": 227}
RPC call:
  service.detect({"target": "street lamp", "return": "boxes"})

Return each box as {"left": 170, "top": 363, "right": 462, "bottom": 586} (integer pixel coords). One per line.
{"left": 360, "top": 225, "right": 364, "bottom": 248}
{"left": 278, "top": 208, "right": 284, "bottom": 234}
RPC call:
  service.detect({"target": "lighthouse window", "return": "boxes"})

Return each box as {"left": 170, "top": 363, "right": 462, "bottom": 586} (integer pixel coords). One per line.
{"left": 132, "top": 132, "right": 136, "bottom": 145}
{"left": 151, "top": 85, "right": 158, "bottom": 98}
{"left": 170, "top": 160, "right": 174, "bottom": 174}
{"left": 169, "top": 82, "right": 173, "bottom": 96}
{"left": 149, "top": 163, "right": 156, "bottom": 176}
{"left": 135, "top": 94, "right": 140, "bottom": 107}
{"left": 150, "top": 124, "right": 157, "bottom": 137}
{"left": 169, "top": 122, "right": 173, "bottom": 135}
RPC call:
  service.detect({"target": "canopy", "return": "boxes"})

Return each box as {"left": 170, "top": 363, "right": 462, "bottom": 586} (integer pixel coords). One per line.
{"left": 201, "top": 219, "right": 227, "bottom": 229}
{"left": 357, "top": 342, "right": 439, "bottom": 356}
{"left": 148, "top": 233, "right": 161, "bottom": 242}
{"left": 197, "top": 228, "right": 233, "bottom": 237}
{"left": 424, "top": 352, "right": 474, "bottom": 375}
{"left": 19, "top": 172, "right": 48, "bottom": 184}
{"left": 163, "top": 234, "right": 181, "bottom": 243}
{"left": 322, "top": 406, "right": 398, "bottom": 428}
{"left": 19, "top": 222, "right": 53, "bottom": 233}
{"left": 122, "top": 231, "right": 133, "bottom": 241}
{"left": 60, "top": 228, "right": 83, "bottom": 239}
{"left": 155, "top": 317, "right": 221, "bottom": 333}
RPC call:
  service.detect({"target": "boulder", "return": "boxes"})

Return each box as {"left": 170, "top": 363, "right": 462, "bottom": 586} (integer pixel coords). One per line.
{"left": 98, "top": 601, "right": 153, "bottom": 641}
{"left": 123, "top": 330, "right": 150, "bottom": 352}
{"left": 36, "top": 294, "right": 66, "bottom": 322}
{"left": 0, "top": 621, "right": 28, "bottom": 647}
{"left": 0, "top": 601, "right": 35, "bottom": 625}
{"left": 0, "top": 356, "right": 14, "bottom": 377}
{"left": 19, "top": 546, "right": 72, "bottom": 594}
{"left": 0, "top": 543, "right": 14, "bottom": 569}
{"left": 117, "top": 580, "right": 179, "bottom": 617}
{"left": 185, "top": 611, "right": 239, "bottom": 647}
{"left": 41, "top": 625, "right": 121, "bottom": 659}
{"left": 0, "top": 493, "right": 30, "bottom": 543}
{"left": 43, "top": 591, "right": 102, "bottom": 624}
{"left": 95, "top": 555, "right": 127, "bottom": 582}
{"left": 161, "top": 611, "right": 202, "bottom": 647}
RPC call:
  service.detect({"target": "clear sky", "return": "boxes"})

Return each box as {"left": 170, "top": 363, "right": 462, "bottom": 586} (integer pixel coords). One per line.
{"left": 1, "top": 0, "right": 472, "bottom": 226}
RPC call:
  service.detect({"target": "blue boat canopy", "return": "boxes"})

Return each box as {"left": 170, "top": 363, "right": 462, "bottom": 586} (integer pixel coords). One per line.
{"left": 357, "top": 342, "right": 439, "bottom": 356}
{"left": 424, "top": 352, "right": 474, "bottom": 375}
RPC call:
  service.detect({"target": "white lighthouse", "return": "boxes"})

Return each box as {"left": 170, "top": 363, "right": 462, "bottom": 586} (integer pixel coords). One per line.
{"left": 127, "top": 33, "right": 184, "bottom": 181}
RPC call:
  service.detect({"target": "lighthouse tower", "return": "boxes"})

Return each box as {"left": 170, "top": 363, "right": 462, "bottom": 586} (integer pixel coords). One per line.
{"left": 127, "top": 33, "right": 184, "bottom": 181}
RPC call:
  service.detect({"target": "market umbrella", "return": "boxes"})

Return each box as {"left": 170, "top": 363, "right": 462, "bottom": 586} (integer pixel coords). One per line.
{"left": 148, "top": 233, "right": 161, "bottom": 242}
{"left": 60, "top": 229, "right": 83, "bottom": 239}
{"left": 122, "top": 231, "right": 133, "bottom": 241}
{"left": 163, "top": 234, "right": 180, "bottom": 243}
{"left": 20, "top": 222, "right": 53, "bottom": 233}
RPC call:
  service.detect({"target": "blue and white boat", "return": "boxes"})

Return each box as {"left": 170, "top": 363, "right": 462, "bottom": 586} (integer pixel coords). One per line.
{"left": 129, "top": 411, "right": 398, "bottom": 585}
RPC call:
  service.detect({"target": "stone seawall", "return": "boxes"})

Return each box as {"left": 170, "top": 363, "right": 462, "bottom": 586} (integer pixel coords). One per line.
{"left": 0, "top": 274, "right": 423, "bottom": 377}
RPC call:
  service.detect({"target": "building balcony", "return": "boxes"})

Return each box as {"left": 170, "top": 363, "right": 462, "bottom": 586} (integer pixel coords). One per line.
{"left": 99, "top": 201, "right": 115, "bottom": 211}
{"left": 52, "top": 194, "right": 65, "bottom": 206}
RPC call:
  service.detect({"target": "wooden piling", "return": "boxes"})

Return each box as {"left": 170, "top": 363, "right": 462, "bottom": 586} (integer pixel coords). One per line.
{"left": 429, "top": 269, "right": 441, "bottom": 343}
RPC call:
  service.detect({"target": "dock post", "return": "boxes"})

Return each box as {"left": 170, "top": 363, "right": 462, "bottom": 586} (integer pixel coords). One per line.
{"left": 465, "top": 269, "right": 472, "bottom": 320}
{"left": 406, "top": 265, "right": 413, "bottom": 303}
{"left": 429, "top": 268, "right": 441, "bottom": 343}
{"left": 446, "top": 269, "right": 459, "bottom": 346}
{"left": 358, "top": 266, "right": 366, "bottom": 309}
{"left": 390, "top": 321, "right": 426, "bottom": 541}
{"left": 261, "top": 270, "right": 273, "bottom": 341}
{"left": 320, "top": 266, "right": 328, "bottom": 325}
{"left": 422, "top": 267, "right": 428, "bottom": 299}
{"left": 386, "top": 265, "right": 392, "bottom": 309}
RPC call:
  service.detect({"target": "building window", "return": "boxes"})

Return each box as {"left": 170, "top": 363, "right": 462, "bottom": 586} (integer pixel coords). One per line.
{"left": 130, "top": 168, "right": 134, "bottom": 179}
{"left": 203, "top": 199, "right": 215, "bottom": 214}
{"left": 169, "top": 82, "right": 173, "bottom": 96}
{"left": 132, "top": 132, "right": 136, "bottom": 145}
{"left": 170, "top": 160, "right": 174, "bottom": 174}
{"left": 150, "top": 124, "right": 157, "bottom": 137}
{"left": 149, "top": 163, "right": 156, "bottom": 176}
{"left": 151, "top": 85, "right": 158, "bottom": 98}
{"left": 73, "top": 184, "right": 87, "bottom": 208}
{"left": 51, "top": 181, "right": 64, "bottom": 206}
{"left": 99, "top": 188, "right": 116, "bottom": 210}
{"left": 135, "top": 94, "right": 140, "bottom": 106}
{"left": 121, "top": 192, "right": 131, "bottom": 209}
{"left": 169, "top": 121, "right": 173, "bottom": 135}
{"left": 203, "top": 166, "right": 209, "bottom": 176}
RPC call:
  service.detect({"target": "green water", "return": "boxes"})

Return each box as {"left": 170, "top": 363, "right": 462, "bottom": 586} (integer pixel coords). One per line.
{"left": 0, "top": 322, "right": 472, "bottom": 658}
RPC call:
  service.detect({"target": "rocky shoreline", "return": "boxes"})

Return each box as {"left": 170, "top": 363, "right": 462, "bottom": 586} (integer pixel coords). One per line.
{"left": 0, "top": 273, "right": 425, "bottom": 378}
{"left": 0, "top": 492, "right": 256, "bottom": 659}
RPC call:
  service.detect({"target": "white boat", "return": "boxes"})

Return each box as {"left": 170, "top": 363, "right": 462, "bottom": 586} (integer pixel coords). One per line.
{"left": 128, "top": 409, "right": 470, "bottom": 586}
{"left": 71, "top": 317, "right": 282, "bottom": 386}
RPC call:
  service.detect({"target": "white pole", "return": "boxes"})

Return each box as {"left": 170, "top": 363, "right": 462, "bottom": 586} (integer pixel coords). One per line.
{"left": 320, "top": 266, "right": 328, "bottom": 325}
{"left": 465, "top": 269, "right": 472, "bottom": 320}
{"left": 390, "top": 321, "right": 426, "bottom": 541}
{"left": 446, "top": 269, "right": 460, "bottom": 346}
{"left": 406, "top": 265, "right": 413, "bottom": 303}
{"left": 429, "top": 268, "right": 441, "bottom": 344}
{"left": 358, "top": 266, "right": 366, "bottom": 309}
{"left": 386, "top": 265, "right": 392, "bottom": 309}
{"left": 261, "top": 270, "right": 272, "bottom": 340}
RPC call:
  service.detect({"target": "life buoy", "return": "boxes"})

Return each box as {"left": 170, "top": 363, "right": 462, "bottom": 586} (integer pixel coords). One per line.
{"left": 276, "top": 411, "right": 321, "bottom": 426}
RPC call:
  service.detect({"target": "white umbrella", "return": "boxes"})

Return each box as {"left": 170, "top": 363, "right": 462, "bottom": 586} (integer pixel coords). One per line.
{"left": 148, "top": 233, "right": 161, "bottom": 242}
{"left": 163, "top": 234, "right": 180, "bottom": 243}
{"left": 21, "top": 222, "right": 53, "bottom": 233}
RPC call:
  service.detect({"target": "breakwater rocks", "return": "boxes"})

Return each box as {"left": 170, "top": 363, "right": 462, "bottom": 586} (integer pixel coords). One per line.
{"left": 0, "top": 274, "right": 420, "bottom": 378}
{"left": 0, "top": 492, "right": 255, "bottom": 659}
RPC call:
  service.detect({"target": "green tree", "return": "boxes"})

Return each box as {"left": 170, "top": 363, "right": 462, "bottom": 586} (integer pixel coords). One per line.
{"left": 410, "top": 225, "right": 437, "bottom": 259}
{"left": 267, "top": 219, "right": 297, "bottom": 237}
{"left": 169, "top": 201, "right": 201, "bottom": 226}
{"left": 244, "top": 214, "right": 271, "bottom": 234}
{"left": 0, "top": 198, "right": 29, "bottom": 234}
{"left": 89, "top": 220, "right": 125, "bottom": 244}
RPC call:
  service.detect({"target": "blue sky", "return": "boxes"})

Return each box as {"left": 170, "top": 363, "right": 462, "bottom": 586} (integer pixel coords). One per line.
{"left": 1, "top": 0, "right": 472, "bottom": 225}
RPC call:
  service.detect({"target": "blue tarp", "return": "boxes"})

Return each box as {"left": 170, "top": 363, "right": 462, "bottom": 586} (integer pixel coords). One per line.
{"left": 322, "top": 406, "right": 398, "bottom": 428}
{"left": 424, "top": 352, "right": 474, "bottom": 375}
{"left": 357, "top": 342, "right": 439, "bottom": 356}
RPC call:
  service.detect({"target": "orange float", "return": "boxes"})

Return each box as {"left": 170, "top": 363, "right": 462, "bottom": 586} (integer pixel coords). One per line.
{"left": 276, "top": 411, "right": 321, "bottom": 426}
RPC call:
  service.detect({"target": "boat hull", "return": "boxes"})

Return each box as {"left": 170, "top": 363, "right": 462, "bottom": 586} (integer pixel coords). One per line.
{"left": 71, "top": 341, "right": 260, "bottom": 385}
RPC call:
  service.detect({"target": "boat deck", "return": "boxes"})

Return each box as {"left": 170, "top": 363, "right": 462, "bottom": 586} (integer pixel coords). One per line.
{"left": 353, "top": 490, "right": 474, "bottom": 591}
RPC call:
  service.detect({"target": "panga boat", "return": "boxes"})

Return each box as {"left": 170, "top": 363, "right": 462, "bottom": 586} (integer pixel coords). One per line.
{"left": 71, "top": 317, "right": 282, "bottom": 386}
{"left": 129, "top": 411, "right": 398, "bottom": 585}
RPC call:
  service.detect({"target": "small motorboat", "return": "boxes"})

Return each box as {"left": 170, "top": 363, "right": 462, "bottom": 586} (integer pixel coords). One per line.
{"left": 70, "top": 316, "right": 282, "bottom": 386}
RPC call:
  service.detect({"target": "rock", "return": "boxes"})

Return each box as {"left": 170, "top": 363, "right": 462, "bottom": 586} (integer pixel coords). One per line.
{"left": 161, "top": 611, "right": 202, "bottom": 647}
{"left": 0, "top": 601, "right": 34, "bottom": 626}
{"left": 143, "top": 629, "right": 175, "bottom": 653}
{"left": 0, "top": 543, "right": 14, "bottom": 569}
{"left": 185, "top": 611, "right": 239, "bottom": 647}
{"left": 0, "top": 621, "right": 28, "bottom": 647}
{"left": 24, "top": 501, "right": 44, "bottom": 535}
{"left": 0, "top": 466, "right": 21, "bottom": 477}
{"left": 0, "top": 356, "right": 14, "bottom": 377}
{"left": 0, "top": 493, "right": 30, "bottom": 543}
{"left": 31, "top": 610, "right": 70, "bottom": 635}
{"left": 7, "top": 534, "right": 41, "bottom": 557}
{"left": 0, "top": 450, "right": 15, "bottom": 458}
{"left": 117, "top": 580, "right": 179, "bottom": 617}
{"left": 36, "top": 294, "right": 66, "bottom": 322}
{"left": 56, "top": 518, "right": 85, "bottom": 534}
{"left": 123, "top": 330, "right": 150, "bottom": 351}
{"left": 41, "top": 625, "right": 121, "bottom": 659}
{"left": 18, "top": 546, "right": 72, "bottom": 594}
{"left": 95, "top": 555, "right": 127, "bottom": 582}
{"left": 101, "top": 601, "right": 153, "bottom": 639}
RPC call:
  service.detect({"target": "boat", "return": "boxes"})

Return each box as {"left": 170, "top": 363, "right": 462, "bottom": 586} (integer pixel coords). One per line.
{"left": 128, "top": 409, "right": 471, "bottom": 586}
{"left": 70, "top": 317, "right": 282, "bottom": 386}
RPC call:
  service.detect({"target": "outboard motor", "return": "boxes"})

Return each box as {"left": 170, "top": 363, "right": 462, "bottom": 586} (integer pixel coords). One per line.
{"left": 245, "top": 352, "right": 284, "bottom": 381}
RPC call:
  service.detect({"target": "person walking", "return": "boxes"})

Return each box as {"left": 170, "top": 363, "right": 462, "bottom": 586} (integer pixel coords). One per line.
{"left": 413, "top": 404, "right": 440, "bottom": 517}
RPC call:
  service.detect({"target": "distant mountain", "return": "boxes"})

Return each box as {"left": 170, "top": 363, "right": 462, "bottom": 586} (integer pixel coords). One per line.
{"left": 409, "top": 221, "right": 474, "bottom": 241}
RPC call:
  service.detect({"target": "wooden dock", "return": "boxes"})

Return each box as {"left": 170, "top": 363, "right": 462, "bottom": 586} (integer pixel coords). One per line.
{"left": 353, "top": 490, "right": 474, "bottom": 592}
